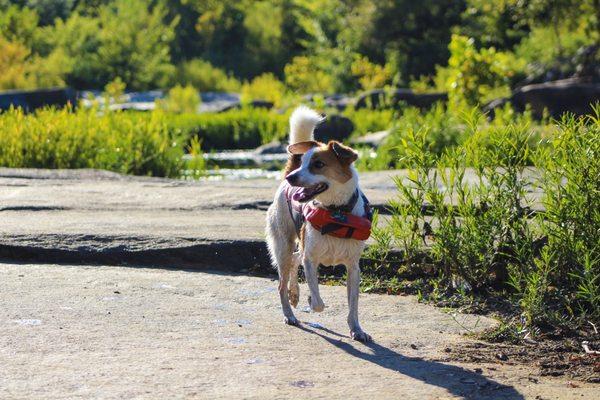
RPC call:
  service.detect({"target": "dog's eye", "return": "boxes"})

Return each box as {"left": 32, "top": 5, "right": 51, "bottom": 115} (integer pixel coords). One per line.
{"left": 313, "top": 160, "right": 325, "bottom": 169}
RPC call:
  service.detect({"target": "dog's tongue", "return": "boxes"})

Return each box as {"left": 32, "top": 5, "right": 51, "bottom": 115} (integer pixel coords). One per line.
{"left": 292, "top": 187, "right": 316, "bottom": 202}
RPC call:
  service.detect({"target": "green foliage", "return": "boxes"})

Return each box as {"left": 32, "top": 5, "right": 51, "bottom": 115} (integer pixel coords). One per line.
{"left": 1, "top": 0, "right": 596, "bottom": 94}
{"left": 0, "top": 4, "right": 39, "bottom": 46}
{"left": 38, "top": 12, "right": 102, "bottom": 88}
{"left": 94, "top": 0, "right": 176, "bottom": 90}
{"left": 183, "top": 135, "right": 206, "bottom": 180}
{"left": 373, "top": 106, "right": 600, "bottom": 332}
{"left": 284, "top": 56, "right": 334, "bottom": 93}
{"left": 194, "top": 0, "right": 312, "bottom": 79}
{"left": 175, "top": 59, "right": 241, "bottom": 92}
{"left": 350, "top": 55, "right": 394, "bottom": 91}
{"left": 444, "top": 34, "right": 525, "bottom": 107}
{"left": 354, "top": 0, "right": 466, "bottom": 84}
{"left": 344, "top": 108, "right": 395, "bottom": 136}
{"left": 103, "top": 76, "right": 126, "bottom": 103}
{"left": 357, "top": 104, "right": 464, "bottom": 171}
{"left": 0, "top": 35, "right": 65, "bottom": 89}
{"left": 157, "top": 85, "right": 200, "bottom": 114}
{"left": 0, "top": 107, "right": 185, "bottom": 177}
{"left": 240, "top": 73, "right": 289, "bottom": 108}
{"left": 515, "top": 24, "right": 598, "bottom": 78}
{"left": 162, "top": 108, "right": 288, "bottom": 150}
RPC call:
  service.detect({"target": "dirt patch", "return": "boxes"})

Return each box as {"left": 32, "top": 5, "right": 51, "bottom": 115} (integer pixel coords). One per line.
{"left": 449, "top": 339, "right": 600, "bottom": 383}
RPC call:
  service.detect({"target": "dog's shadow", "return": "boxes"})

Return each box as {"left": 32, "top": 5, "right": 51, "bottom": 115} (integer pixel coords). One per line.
{"left": 296, "top": 322, "right": 524, "bottom": 400}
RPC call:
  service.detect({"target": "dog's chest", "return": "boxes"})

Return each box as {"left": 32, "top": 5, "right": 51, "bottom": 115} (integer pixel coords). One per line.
{"left": 302, "top": 225, "right": 365, "bottom": 266}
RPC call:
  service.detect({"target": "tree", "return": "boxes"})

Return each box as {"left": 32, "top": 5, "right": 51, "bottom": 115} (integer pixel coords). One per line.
{"left": 95, "top": 0, "right": 176, "bottom": 89}
{"left": 357, "top": 0, "right": 466, "bottom": 84}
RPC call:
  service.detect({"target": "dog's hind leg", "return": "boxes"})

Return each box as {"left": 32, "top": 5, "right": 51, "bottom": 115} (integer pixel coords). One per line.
{"left": 276, "top": 246, "right": 298, "bottom": 325}
{"left": 288, "top": 251, "right": 301, "bottom": 308}
{"left": 267, "top": 228, "right": 298, "bottom": 325}
{"left": 266, "top": 191, "right": 300, "bottom": 325}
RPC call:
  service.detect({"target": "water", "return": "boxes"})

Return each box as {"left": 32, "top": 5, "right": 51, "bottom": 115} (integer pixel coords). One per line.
{"left": 182, "top": 149, "right": 287, "bottom": 180}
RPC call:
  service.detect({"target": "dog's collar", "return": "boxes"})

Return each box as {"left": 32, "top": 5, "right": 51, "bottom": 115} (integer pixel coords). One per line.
{"left": 319, "top": 190, "right": 360, "bottom": 214}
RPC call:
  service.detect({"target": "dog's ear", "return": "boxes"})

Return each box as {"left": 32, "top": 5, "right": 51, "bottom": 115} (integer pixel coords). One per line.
{"left": 287, "top": 140, "right": 319, "bottom": 155}
{"left": 328, "top": 141, "right": 358, "bottom": 165}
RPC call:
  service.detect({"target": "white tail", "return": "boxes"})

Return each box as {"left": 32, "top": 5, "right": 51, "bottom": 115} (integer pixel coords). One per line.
{"left": 289, "top": 106, "right": 323, "bottom": 144}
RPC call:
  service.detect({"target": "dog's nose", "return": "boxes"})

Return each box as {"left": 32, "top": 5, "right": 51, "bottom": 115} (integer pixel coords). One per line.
{"left": 286, "top": 173, "right": 299, "bottom": 185}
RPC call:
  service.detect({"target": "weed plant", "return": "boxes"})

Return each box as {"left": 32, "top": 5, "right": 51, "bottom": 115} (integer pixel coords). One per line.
{"left": 369, "top": 106, "right": 600, "bottom": 334}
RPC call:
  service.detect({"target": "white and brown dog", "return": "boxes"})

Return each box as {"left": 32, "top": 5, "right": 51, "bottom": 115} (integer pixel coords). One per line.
{"left": 265, "top": 106, "right": 372, "bottom": 342}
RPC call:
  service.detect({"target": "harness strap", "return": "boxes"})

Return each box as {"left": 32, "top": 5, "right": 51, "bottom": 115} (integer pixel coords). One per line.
{"left": 284, "top": 182, "right": 372, "bottom": 240}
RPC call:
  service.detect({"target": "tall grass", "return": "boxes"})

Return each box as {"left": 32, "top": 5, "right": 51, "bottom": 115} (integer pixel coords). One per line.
{"left": 0, "top": 107, "right": 184, "bottom": 177}
{"left": 162, "top": 108, "right": 287, "bottom": 150}
{"left": 370, "top": 106, "right": 600, "bottom": 332}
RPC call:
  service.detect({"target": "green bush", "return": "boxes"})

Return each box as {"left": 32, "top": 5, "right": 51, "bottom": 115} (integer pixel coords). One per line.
{"left": 442, "top": 34, "right": 525, "bottom": 107}
{"left": 0, "top": 107, "right": 184, "bottom": 177}
{"left": 284, "top": 56, "right": 335, "bottom": 94}
{"left": 371, "top": 106, "right": 600, "bottom": 332}
{"left": 162, "top": 108, "right": 288, "bottom": 150}
{"left": 357, "top": 104, "right": 465, "bottom": 171}
{"left": 240, "top": 73, "right": 289, "bottom": 108}
{"left": 344, "top": 108, "right": 395, "bottom": 136}
{"left": 157, "top": 85, "right": 201, "bottom": 114}
{"left": 175, "top": 59, "right": 241, "bottom": 92}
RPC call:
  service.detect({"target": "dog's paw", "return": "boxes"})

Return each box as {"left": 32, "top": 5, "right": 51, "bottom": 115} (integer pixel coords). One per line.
{"left": 284, "top": 316, "right": 299, "bottom": 326}
{"left": 350, "top": 330, "right": 372, "bottom": 343}
{"left": 307, "top": 295, "right": 325, "bottom": 312}
{"left": 288, "top": 289, "right": 299, "bottom": 308}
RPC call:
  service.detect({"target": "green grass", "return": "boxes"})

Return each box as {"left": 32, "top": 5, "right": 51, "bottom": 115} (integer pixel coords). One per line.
{"left": 0, "top": 106, "right": 184, "bottom": 177}
{"left": 0, "top": 106, "right": 292, "bottom": 177}
{"left": 162, "top": 108, "right": 288, "bottom": 150}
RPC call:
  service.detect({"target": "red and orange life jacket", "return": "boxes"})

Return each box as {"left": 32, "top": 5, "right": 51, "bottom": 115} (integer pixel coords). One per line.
{"left": 284, "top": 182, "right": 372, "bottom": 241}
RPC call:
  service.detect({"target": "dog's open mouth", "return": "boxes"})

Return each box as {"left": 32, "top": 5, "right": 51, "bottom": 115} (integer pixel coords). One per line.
{"left": 292, "top": 183, "right": 328, "bottom": 202}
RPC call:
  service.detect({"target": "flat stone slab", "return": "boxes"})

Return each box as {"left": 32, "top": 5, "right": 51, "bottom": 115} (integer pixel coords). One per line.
{"left": 0, "top": 168, "right": 543, "bottom": 270}
{"left": 0, "top": 168, "right": 400, "bottom": 270}
{"left": 1, "top": 263, "right": 595, "bottom": 399}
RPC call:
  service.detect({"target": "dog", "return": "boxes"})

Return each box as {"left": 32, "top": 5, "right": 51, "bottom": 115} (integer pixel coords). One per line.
{"left": 265, "top": 106, "right": 372, "bottom": 342}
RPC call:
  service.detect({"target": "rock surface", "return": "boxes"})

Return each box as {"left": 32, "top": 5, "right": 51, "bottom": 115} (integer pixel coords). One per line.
{"left": 0, "top": 168, "right": 544, "bottom": 270}
{"left": 354, "top": 89, "right": 447, "bottom": 110}
{"left": 1, "top": 262, "right": 597, "bottom": 399}
{"left": 0, "top": 168, "right": 397, "bottom": 270}
{"left": 485, "top": 78, "right": 600, "bottom": 119}
{"left": 351, "top": 130, "right": 390, "bottom": 147}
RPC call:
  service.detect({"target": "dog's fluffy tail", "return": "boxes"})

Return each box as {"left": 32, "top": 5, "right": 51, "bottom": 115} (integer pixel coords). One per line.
{"left": 289, "top": 106, "right": 323, "bottom": 144}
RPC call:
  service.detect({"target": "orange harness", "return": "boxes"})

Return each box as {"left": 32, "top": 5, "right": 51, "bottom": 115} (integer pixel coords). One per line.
{"left": 284, "top": 183, "right": 372, "bottom": 241}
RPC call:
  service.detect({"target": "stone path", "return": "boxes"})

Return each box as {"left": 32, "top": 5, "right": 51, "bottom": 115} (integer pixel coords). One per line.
{"left": 1, "top": 263, "right": 596, "bottom": 399}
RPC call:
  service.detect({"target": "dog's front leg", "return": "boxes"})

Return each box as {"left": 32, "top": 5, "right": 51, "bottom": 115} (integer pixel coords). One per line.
{"left": 303, "top": 258, "right": 325, "bottom": 312}
{"left": 347, "top": 264, "right": 371, "bottom": 342}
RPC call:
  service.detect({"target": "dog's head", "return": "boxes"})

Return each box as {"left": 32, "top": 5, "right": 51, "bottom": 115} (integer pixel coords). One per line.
{"left": 285, "top": 140, "right": 358, "bottom": 203}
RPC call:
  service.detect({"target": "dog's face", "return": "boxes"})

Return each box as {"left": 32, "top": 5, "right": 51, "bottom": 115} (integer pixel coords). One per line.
{"left": 286, "top": 141, "right": 358, "bottom": 202}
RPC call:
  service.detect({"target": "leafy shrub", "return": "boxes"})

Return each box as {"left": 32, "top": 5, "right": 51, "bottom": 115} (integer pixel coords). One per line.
{"left": 515, "top": 24, "right": 597, "bottom": 79}
{"left": 103, "top": 76, "right": 126, "bottom": 103}
{"left": 350, "top": 56, "right": 394, "bottom": 90}
{"left": 157, "top": 85, "right": 200, "bottom": 114}
{"left": 0, "top": 35, "right": 66, "bottom": 90}
{"left": 357, "top": 104, "right": 464, "bottom": 171}
{"left": 442, "top": 34, "right": 525, "bottom": 107}
{"left": 344, "top": 108, "right": 395, "bottom": 136}
{"left": 0, "top": 36, "right": 32, "bottom": 89}
{"left": 175, "top": 59, "right": 241, "bottom": 92}
{"left": 162, "top": 108, "right": 288, "bottom": 150}
{"left": 0, "top": 107, "right": 184, "bottom": 177}
{"left": 373, "top": 106, "right": 600, "bottom": 331}
{"left": 240, "top": 73, "right": 288, "bottom": 107}
{"left": 0, "top": 4, "right": 39, "bottom": 47}
{"left": 284, "top": 56, "right": 334, "bottom": 94}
